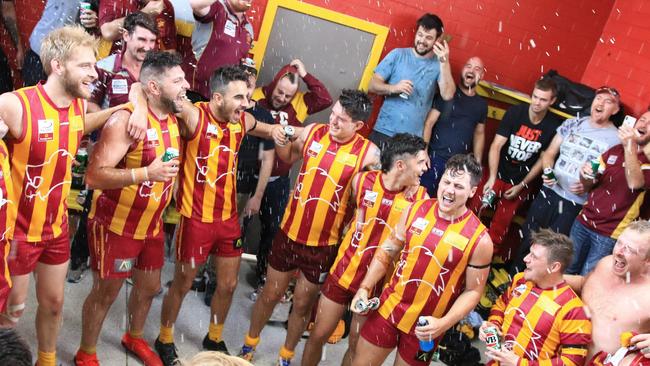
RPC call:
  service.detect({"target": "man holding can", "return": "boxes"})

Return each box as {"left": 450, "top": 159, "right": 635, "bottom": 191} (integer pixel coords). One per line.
{"left": 154, "top": 65, "right": 285, "bottom": 365}
{"left": 74, "top": 51, "right": 187, "bottom": 366}
{"left": 511, "top": 86, "right": 622, "bottom": 274}
{"left": 468, "top": 78, "right": 560, "bottom": 257}
{"left": 350, "top": 154, "right": 493, "bottom": 366}
{"left": 479, "top": 229, "right": 591, "bottom": 366}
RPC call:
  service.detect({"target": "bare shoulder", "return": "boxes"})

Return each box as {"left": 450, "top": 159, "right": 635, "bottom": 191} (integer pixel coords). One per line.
{"left": 0, "top": 92, "right": 22, "bottom": 119}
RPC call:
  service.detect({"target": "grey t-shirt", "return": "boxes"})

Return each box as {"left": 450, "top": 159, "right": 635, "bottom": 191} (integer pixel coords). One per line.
{"left": 29, "top": 0, "right": 80, "bottom": 55}
{"left": 551, "top": 116, "right": 619, "bottom": 205}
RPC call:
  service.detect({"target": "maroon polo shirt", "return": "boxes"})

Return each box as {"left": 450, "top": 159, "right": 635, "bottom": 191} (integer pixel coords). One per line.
{"left": 191, "top": 0, "right": 253, "bottom": 99}
{"left": 91, "top": 51, "right": 139, "bottom": 108}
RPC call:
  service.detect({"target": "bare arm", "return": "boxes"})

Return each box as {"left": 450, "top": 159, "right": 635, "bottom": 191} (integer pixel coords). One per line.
{"left": 619, "top": 126, "right": 645, "bottom": 190}
{"left": 100, "top": 17, "right": 126, "bottom": 41}
{"left": 190, "top": 0, "right": 216, "bottom": 17}
{"left": 473, "top": 122, "right": 486, "bottom": 162}
{"left": 84, "top": 103, "right": 128, "bottom": 133}
{"left": 0, "top": 92, "right": 23, "bottom": 139}
{"left": 244, "top": 112, "right": 287, "bottom": 148}
{"left": 484, "top": 134, "right": 507, "bottom": 192}
{"left": 362, "top": 143, "right": 381, "bottom": 171}
{"left": 86, "top": 110, "right": 179, "bottom": 189}
{"left": 242, "top": 148, "right": 274, "bottom": 217}
{"left": 422, "top": 108, "right": 441, "bottom": 145}
{"left": 275, "top": 123, "right": 313, "bottom": 165}
{"left": 1, "top": 1, "right": 23, "bottom": 67}
{"left": 542, "top": 134, "right": 562, "bottom": 171}
{"left": 434, "top": 40, "right": 455, "bottom": 100}
{"left": 563, "top": 274, "right": 586, "bottom": 295}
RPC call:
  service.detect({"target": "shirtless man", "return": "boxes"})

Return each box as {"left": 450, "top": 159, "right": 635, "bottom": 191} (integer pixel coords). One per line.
{"left": 567, "top": 221, "right": 650, "bottom": 366}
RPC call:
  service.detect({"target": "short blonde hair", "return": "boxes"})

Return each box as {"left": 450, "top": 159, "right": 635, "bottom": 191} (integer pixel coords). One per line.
{"left": 176, "top": 351, "right": 253, "bottom": 366}
{"left": 40, "top": 25, "right": 98, "bottom": 75}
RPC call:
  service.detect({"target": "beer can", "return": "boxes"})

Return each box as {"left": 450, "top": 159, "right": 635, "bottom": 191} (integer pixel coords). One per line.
{"left": 354, "top": 298, "right": 368, "bottom": 313}
{"left": 399, "top": 92, "right": 409, "bottom": 99}
{"left": 283, "top": 125, "right": 295, "bottom": 138}
{"left": 73, "top": 147, "right": 89, "bottom": 174}
{"left": 162, "top": 147, "right": 180, "bottom": 162}
{"left": 484, "top": 326, "right": 501, "bottom": 350}
{"left": 590, "top": 158, "right": 604, "bottom": 176}
{"left": 481, "top": 189, "right": 496, "bottom": 208}
{"left": 543, "top": 167, "right": 556, "bottom": 182}
{"left": 80, "top": 2, "right": 92, "bottom": 10}
{"left": 367, "top": 297, "right": 380, "bottom": 311}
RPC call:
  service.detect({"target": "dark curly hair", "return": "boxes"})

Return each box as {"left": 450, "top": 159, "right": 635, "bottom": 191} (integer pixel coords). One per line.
{"left": 339, "top": 89, "right": 372, "bottom": 122}
{"left": 381, "top": 133, "right": 427, "bottom": 173}
{"left": 444, "top": 154, "right": 482, "bottom": 187}
{"left": 210, "top": 65, "right": 249, "bottom": 95}
{"left": 140, "top": 51, "right": 182, "bottom": 83}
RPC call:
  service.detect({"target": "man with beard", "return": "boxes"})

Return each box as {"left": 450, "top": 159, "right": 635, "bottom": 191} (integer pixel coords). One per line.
{"left": 564, "top": 221, "right": 650, "bottom": 366}
{"left": 368, "top": 13, "right": 454, "bottom": 148}
{"left": 301, "top": 133, "right": 429, "bottom": 366}
{"left": 469, "top": 78, "right": 560, "bottom": 257}
{"left": 0, "top": 26, "right": 142, "bottom": 366}
{"left": 154, "top": 65, "right": 285, "bottom": 365}
{"left": 350, "top": 154, "right": 492, "bottom": 366}
{"left": 189, "top": 0, "right": 254, "bottom": 101}
{"left": 511, "top": 87, "right": 622, "bottom": 274}
{"left": 89, "top": 11, "right": 158, "bottom": 111}
{"left": 421, "top": 56, "right": 487, "bottom": 196}
{"left": 249, "top": 58, "right": 332, "bottom": 293}
{"left": 73, "top": 51, "right": 188, "bottom": 366}
{"left": 239, "top": 90, "right": 380, "bottom": 366}
{"left": 566, "top": 111, "right": 650, "bottom": 275}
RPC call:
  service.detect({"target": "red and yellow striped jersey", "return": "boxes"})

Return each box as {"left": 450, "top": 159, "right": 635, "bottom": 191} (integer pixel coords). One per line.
{"left": 0, "top": 141, "right": 13, "bottom": 242}
{"left": 378, "top": 199, "right": 486, "bottom": 334}
{"left": 7, "top": 84, "right": 85, "bottom": 242}
{"left": 89, "top": 108, "right": 180, "bottom": 239}
{"left": 487, "top": 272, "right": 591, "bottom": 366}
{"left": 281, "top": 124, "right": 371, "bottom": 246}
{"left": 329, "top": 170, "right": 426, "bottom": 293}
{"left": 177, "top": 102, "right": 244, "bottom": 222}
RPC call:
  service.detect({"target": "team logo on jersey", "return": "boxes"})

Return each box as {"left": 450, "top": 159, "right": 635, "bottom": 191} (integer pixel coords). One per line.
{"left": 146, "top": 128, "right": 160, "bottom": 147}
{"left": 607, "top": 155, "right": 618, "bottom": 165}
{"left": 307, "top": 141, "right": 323, "bottom": 158}
{"left": 409, "top": 217, "right": 429, "bottom": 236}
{"left": 37, "top": 119, "right": 54, "bottom": 142}
{"left": 381, "top": 198, "right": 393, "bottom": 206}
{"left": 335, "top": 151, "right": 357, "bottom": 167}
{"left": 431, "top": 227, "right": 444, "bottom": 237}
{"left": 206, "top": 123, "right": 222, "bottom": 139}
{"left": 25, "top": 149, "right": 72, "bottom": 200}
{"left": 512, "top": 283, "right": 527, "bottom": 297}
{"left": 362, "top": 190, "right": 378, "bottom": 207}
{"left": 294, "top": 167, "right": 344, "bottom": 212}
{"left": 195, "top": 145, "right": 237, "bottom": 186}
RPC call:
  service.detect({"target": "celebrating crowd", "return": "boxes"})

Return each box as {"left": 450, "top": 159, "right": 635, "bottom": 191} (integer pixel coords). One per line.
{"left": 0, "top": 1, "right": 649, "bottom": 366}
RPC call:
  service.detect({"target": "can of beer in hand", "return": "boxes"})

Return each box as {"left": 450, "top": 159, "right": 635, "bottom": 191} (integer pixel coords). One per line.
{"left": 79, "top": 1, "right": 92, "bottom": 10}
{"left": 162, "top": 147, "right": 179, "bottom": 162}
{"left": 366, "top": 297, "right": 380, "bottom": 311}
{"left": 399, "top": 92, "right": 409, "bottom": 99}
{"left": 283, "top": 125, "right": 295, "bottom": 139}
{"left": 590, "top": 158, "right": 603, "bottom": 176}
{"left": 72, "top": 147, "right": 88, "bottom": 189}
{"left": 354, "top": 298, "right": 369, "bottom": 313}
{"left": 481, "top": 189, "right": 496, "bottom": 208}
{"left": 484, "top": 326, "right": 501, "bottom": 350}
{"left": 543, "top": 167, "right": 556, "bottom": 182}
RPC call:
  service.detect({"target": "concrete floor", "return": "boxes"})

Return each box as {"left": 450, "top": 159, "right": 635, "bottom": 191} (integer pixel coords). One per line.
{"left": 14, "top": 258, "right": 486, "bottom": 366}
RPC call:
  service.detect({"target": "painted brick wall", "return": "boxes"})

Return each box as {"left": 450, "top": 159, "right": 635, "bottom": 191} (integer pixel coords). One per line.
{"left": 11, "top": 0, "right": 614, "bottom": 98}
{"left": 581, "top": 0, "right": 650, "bottom": 116}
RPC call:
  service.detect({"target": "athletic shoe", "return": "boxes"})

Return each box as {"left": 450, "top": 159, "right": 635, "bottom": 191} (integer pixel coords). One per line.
{"left": 121, "top": 333, "right": 163, "bottom": 366}
{"left": 238, "top": 344, "right": 255, "bottom": 361}
{"left": 154, "top": 337, "right": 179, "bottom": 366}
{"left": 202, "top": 334, "right": 230, "bottom": 354}
{"left": 74, "top": 350, "right": 100, "bottom": 366}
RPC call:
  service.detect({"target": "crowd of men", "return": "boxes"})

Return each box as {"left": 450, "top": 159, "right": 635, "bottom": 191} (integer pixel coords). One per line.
{"left": 0, "top": 2, "right": 649, "bottom": 366}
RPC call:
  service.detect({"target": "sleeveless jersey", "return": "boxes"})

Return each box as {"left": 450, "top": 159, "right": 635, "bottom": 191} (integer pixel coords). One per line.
{"left": 378, "top": 199, "right": 487, "bottom": 333}
{"left": 176, "top": 102, "right": 245, "bottom": 222}
{"left": 7, "top": 84, "right": 85, "bottom": 242}
{"left": 280, "top": 124, "right": 371, "bottom": 246}
{"left": 329, "top": 170, "right": 426, "bottom": 293}
{"left": 89, "top": 108, "right": 180, "bottom": 239}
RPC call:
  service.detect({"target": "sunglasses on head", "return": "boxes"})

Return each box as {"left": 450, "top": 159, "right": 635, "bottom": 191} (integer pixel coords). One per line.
{"left": 596, "top": 86, "right": 620, "bottom": 98}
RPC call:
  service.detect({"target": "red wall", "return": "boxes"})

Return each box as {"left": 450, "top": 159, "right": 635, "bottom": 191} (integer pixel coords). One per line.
{"left": 581, "top": 0, "right": 650, "bottom": 116}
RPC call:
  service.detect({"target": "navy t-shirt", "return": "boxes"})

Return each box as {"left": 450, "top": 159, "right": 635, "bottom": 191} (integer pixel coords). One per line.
{"left": 428, "top": 90, "right": 488, "bottom": 160}
{"left": 496, "top": 103, "right": 559, "bottom": 183}
{"left": 237, "top": 104, "right": 275, "bottom": 194}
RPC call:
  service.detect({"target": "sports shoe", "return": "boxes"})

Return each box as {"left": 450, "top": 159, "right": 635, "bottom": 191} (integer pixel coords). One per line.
{"left": 278, "top": 357, "right": 292, "bottom": 366}
{"left": 238, "top": 344, "right": 255, "bottom": 361}
{"left": 121, "top": 333, "right": 163, "bottom": 366}
{"left": 154, "top": 337, "right": 179, "bottom": 366}
{"left": 202, "top": 334, "right": 230, "bottom": 354}
{"left": 74, "top": 350, "right": 100, "bottom": 366}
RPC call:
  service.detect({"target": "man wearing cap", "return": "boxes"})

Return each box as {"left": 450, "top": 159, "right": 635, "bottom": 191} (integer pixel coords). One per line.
{"left": 511, "top": 86, "right": 622, "bottom": 274}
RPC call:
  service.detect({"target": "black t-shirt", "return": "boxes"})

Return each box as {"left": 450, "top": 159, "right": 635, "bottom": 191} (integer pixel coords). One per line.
{"left": 496, "top": 103, "right": 559, "bottom": 183}
{"left": 429, "top": 90, "right": 488, "bottom": 160}
{"left": 237, "top": 104, "right": 275, "bottom": 194}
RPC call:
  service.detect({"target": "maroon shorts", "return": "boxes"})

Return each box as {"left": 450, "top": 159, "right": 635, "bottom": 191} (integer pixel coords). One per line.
{"left": 7, "top": 233, "right": 70, "bottom": 275}
{"left": 268, "top": 231, "right": 338, "bottom": 285}
{"left": 88, "top": 219, "right": 164, "bottom": 279}
{"left": 175, "top": 215, "right": 242, "bottom": 264}
{"left": 0, "top": 240, "right": 10, "bottom": 312}
{"left": 360, "top": 311, "right": 432, "bottom": 366}
{"left": 321, "top": 276, "right": 356, "bottom": 305}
